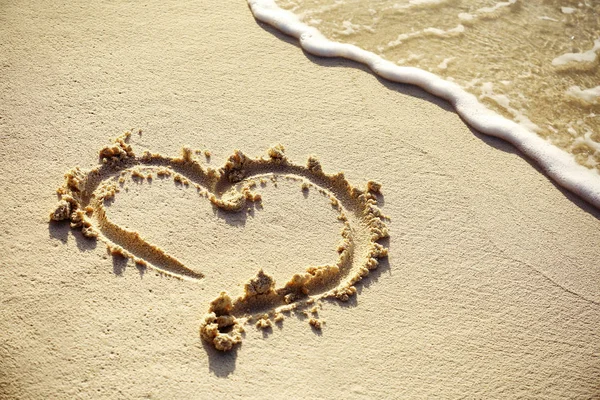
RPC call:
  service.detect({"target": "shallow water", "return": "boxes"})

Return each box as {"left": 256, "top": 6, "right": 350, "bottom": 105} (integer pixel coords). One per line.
{"left": 274, "top": 0, "right": 600, "bottom": 172}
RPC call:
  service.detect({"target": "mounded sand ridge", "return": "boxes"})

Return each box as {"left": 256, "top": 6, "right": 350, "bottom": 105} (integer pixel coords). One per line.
{"left": 50, "top": 132, "right": 390, "bottom": 351}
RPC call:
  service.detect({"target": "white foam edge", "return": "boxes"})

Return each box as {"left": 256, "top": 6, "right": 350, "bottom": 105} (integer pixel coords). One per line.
{"left": 247, "top": 0, "right": 600, "bottom": 209}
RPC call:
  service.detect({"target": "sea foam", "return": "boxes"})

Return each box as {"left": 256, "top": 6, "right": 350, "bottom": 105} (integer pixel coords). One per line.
{"left": 248, "top": 0, "right": 600, "bottom": 209}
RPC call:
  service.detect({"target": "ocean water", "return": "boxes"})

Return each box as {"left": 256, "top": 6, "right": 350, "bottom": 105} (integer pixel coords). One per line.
{"left": 248, "top": 0, "right": 600, "bottom": 207}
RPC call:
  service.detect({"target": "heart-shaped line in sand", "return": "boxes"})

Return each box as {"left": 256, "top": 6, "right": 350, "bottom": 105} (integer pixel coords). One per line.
{"left": 50, "top": 132, "right": 389, "bottom": 351}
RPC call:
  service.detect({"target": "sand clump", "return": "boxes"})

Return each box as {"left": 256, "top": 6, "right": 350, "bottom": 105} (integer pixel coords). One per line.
{"left": 255, "top": 314, "right": 273, "bottom": 329}
{"left": 308, "top": 318, "right": 324, "bottom": 330}
{"left": 199, "top": 292, "right": 245, "bottom": 351}
{"left": 50, "top": 132, "right": 389, "bottom": 351}
{"left": 244, "top": 269, "right": 276, "bottom": 296}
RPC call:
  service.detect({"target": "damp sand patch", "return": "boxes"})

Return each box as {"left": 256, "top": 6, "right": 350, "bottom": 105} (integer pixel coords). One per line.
{"left": 50, "top": 132, "right": 389, "bottom": 351}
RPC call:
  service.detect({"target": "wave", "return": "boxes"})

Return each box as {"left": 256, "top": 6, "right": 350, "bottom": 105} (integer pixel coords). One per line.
{"left": 247, "top": 0, "right": 600, "bottom": 209}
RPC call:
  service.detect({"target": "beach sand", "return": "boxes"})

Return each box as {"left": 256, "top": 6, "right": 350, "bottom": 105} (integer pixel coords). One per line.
{"left": 1, "top": 0, "right": 599, "bottom": 398}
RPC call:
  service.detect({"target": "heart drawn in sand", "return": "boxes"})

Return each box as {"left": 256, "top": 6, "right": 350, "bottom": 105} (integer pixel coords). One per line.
{"left": 50, "top": 132, "right": 389, "bottom": 351}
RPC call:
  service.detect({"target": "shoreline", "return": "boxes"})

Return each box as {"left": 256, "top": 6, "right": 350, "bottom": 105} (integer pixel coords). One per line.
{"left": 248, "top": 0, "right": 600, "bottom": 210}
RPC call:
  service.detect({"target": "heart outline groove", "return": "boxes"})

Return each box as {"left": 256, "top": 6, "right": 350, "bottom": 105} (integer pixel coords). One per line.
{"left": 50, "top": 132, "right": 389, "bottom": 351}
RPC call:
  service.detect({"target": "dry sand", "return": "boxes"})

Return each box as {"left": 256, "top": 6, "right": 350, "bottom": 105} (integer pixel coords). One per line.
{"left": 1, "top": 0, "right": 599, "bottom": 398}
